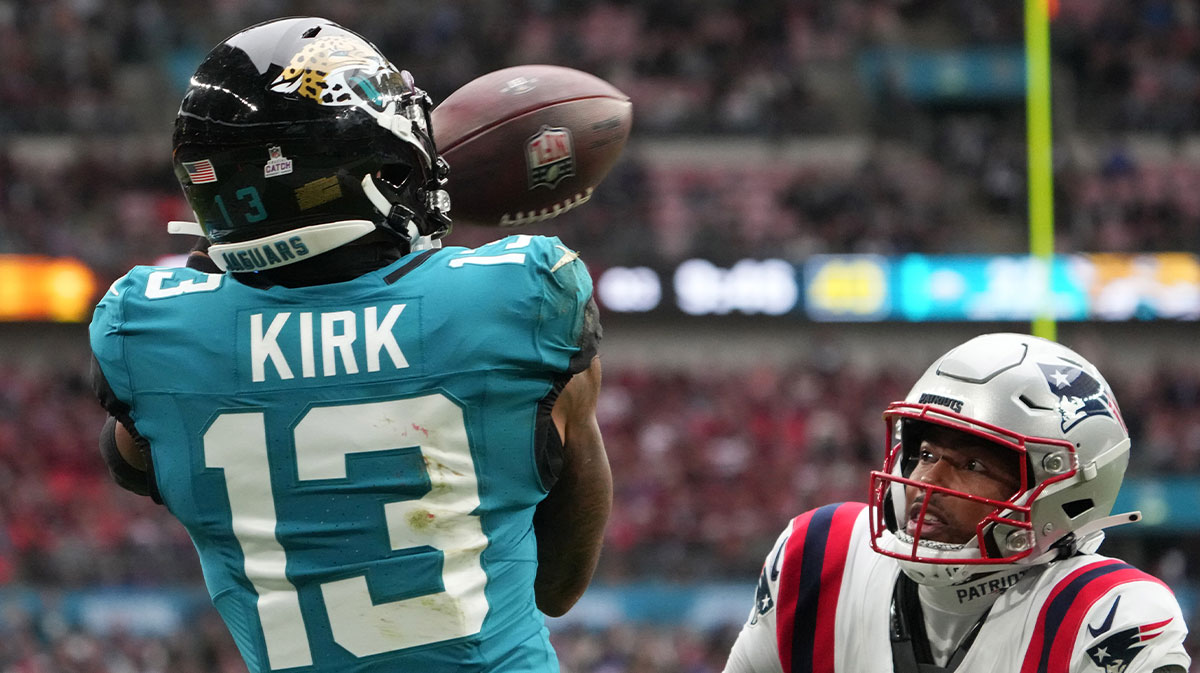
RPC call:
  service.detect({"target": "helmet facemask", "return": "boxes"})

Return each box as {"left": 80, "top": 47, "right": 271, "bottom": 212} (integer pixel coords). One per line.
{"left": 866, "top": 333, "right": 1140, "bottom": 587}
{"left": 870, "top": 409, "right": 1074, "bottom": 584}
{"left": 354, "top": 68, "right": 452, "bottom": 248}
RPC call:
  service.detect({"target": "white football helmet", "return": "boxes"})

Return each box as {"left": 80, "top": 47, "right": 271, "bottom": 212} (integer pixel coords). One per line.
{"left": 868, "top": 333, "right": 1139, "bottom": 586}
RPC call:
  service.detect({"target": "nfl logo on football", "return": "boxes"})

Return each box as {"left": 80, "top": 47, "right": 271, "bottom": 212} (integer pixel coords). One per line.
{"left": 526, "top": 126, "right": 575, "bottom": 189}
{"left": 264, "top": 145, "right": 294, "bottom": 178}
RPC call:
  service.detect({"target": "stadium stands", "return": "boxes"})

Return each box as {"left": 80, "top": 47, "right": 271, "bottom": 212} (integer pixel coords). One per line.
{"left": 3, "top": 0, "right": 1200, "bottom": 670}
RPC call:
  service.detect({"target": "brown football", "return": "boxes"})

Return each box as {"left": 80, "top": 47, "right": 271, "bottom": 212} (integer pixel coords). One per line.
{"left": 432, "top": 65, "right": 632, "bottom": 227}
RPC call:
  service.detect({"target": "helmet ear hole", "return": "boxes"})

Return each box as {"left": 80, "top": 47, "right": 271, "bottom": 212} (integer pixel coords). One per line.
{"left": 378, "top": 163, "right": 412, "bottom": 190}
{"left": 1018, "top": 394, "right": 1053, "bottom": 411}
{"left": 1062, "top": 498, "right": 1094, "bottom": 519}
{"left": 982, "top": 531, "right": 1003, "bottom": 558}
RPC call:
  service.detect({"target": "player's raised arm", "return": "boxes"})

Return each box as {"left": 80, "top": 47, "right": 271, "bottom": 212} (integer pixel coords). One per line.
{"left": 533, "top": 353, "right": 611, "bottom": 617}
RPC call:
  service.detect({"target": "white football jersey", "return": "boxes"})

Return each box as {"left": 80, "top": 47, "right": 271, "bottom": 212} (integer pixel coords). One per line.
{"left": 724, "top": 503, "right": 1190, "bottom": 673}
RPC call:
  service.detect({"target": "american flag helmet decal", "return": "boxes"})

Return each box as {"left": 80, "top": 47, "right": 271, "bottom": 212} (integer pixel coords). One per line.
{"left": 182, "top": 159, "right": 217, "bottom": 184}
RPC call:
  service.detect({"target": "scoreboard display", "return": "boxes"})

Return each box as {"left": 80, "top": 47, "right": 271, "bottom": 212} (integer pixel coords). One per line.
{"left": 594, "top": 252, "right": 1200, "bottom": 322}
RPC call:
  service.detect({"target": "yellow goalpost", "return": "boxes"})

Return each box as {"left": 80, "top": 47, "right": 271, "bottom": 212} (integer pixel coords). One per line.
{"left": 1026, "top": 0, "right": 1056, "bottom": 341}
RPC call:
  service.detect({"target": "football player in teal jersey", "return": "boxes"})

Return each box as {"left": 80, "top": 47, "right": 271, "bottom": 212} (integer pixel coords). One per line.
{"left": 89, "top": 17, "right": 611, "bottom": 673}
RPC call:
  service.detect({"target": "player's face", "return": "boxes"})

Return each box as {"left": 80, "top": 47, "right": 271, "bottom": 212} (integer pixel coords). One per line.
{"left": 903, "top": 426, "right": 1021, "bottom": 545}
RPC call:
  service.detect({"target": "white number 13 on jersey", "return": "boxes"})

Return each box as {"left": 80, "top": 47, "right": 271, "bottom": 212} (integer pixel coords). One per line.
{"left": 203, "top": 395, "right": 489, "bottom": 669}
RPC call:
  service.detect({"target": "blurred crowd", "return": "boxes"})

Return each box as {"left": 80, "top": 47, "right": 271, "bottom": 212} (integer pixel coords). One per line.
{"left": 0, "top": 615, "right": 246, "bottom": 673}
{"left": 1, "top": 351, "right": 1199, "bottom": 668}
{"left": 2, "top": 352, "right": 1198, "bottom": 588}
{"left": 1, "top": 1, "right": 1196, "bottom": 135}
{"left": 0, "top": 609, "right": 738, "bottom": 673}
{"left": 4, "top": 0, "right": 1200, "bottom": 669}
{"left": 8, "top": 138, "right": 1200, "bottom": 285}
{"left": 2, "top": 1, "right": 1200, "bottom": 280}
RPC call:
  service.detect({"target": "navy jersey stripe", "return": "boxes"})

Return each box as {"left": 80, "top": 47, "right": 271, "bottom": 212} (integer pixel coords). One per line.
{"left": 789, "top": 503, "right": 840, "bottom": 673}
{"left": 1034, "top": 562, "right": 1135, "bottom": 673}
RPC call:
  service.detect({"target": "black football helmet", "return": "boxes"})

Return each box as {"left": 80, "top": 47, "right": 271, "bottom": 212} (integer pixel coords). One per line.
{"left": 170, "top": 16, "right": 450, "bottom": 272}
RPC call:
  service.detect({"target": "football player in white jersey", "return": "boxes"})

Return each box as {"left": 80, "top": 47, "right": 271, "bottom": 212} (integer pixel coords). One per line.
{"left": 724, "top": 333, "right": 1190, "bottom": 673}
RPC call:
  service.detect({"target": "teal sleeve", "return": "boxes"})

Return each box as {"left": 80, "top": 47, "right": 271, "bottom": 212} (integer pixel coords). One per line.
{"left": 88, "top": 273, "right": 139, "bottom": 405}
{"left": 528, "top": 236, "right": 597, "bottom": 373}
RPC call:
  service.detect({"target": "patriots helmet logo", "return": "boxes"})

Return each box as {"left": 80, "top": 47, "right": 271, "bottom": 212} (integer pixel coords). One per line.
{"left": 1085, "top": 617, "right": 1172, "bottom": 673}
{"left": 1037, "top": 363, "right": 1124, "bottom": 433}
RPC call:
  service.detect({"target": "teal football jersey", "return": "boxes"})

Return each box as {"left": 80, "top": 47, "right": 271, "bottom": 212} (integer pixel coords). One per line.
{"left": 89, "top": 235, "right": 595, "bottom": 673}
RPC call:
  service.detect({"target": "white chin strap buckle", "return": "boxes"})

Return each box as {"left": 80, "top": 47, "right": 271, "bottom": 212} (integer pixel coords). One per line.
{"left": 167, "top": 220, "right": 205, "bottom": 236}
